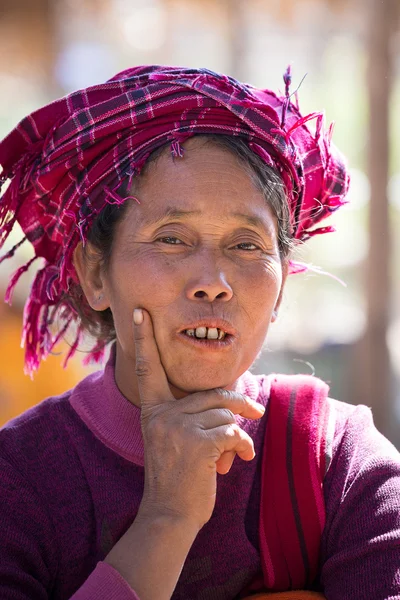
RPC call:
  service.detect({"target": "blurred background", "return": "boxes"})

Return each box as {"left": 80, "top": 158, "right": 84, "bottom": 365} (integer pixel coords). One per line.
{"left": 0, "top": 0, "right": 399, "bottom": 445}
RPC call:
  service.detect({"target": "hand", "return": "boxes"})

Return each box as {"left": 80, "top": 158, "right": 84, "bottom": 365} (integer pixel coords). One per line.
{"left": 133, "top": 307, "right": 265, "bottom": 530}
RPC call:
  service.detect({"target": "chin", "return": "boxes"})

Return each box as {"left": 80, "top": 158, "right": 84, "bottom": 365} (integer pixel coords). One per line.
{"left": 166, "top": 366, "right": 242, "bottom": 396}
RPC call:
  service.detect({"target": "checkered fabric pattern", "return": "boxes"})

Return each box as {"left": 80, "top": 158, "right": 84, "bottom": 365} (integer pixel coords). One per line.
{"left": 0, "top": 65, "right": 350, "bottom": 374}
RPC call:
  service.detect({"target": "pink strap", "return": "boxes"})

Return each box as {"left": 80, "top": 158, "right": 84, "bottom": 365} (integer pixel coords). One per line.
{"left": 259, "top": 375, "right": 330, "bottom": 591}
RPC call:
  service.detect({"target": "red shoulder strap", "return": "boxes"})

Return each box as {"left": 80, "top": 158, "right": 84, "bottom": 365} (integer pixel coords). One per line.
{"left": 259, "top": 374, "right": 330, "bottom": 592}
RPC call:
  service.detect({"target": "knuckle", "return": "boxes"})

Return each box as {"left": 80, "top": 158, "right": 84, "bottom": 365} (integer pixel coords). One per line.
{"left": 232, "top": 423, "right": 242, "bottom": 438}
{"left": 215, "top": 388, "right": 243, "bottom": 404}
{"left": 133, "top": 332, "right": 146, "bottom": 349}
{"left": 135, "top": 358, "right": 153, "bottom": 378}
{"left": 211, "top": 388, "right": 234, "bottom": 404}
{"left": 214, "top": 388, "right": 231, "bottom": 399}
{"left": 225, "top": 422, "right": 239, "bottom": 438}
{"left": 221, "top": 408, "right": 236, "bottom": 423}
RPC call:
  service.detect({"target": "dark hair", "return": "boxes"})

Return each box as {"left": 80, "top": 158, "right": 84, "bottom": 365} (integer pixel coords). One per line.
{"left": 66, "top": 134, "right": 294, "bottom": 344}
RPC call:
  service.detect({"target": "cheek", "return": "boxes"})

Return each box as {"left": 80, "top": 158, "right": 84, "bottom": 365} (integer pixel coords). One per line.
{"left": 239, "top": 261, "right": 282, "bottom": 310}
{"left": 107, "top": 252, "right": 182, "bottom": 323}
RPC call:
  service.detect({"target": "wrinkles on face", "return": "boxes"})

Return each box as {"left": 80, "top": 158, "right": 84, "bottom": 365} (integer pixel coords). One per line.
{"left": 105, "top": 137, "right": 287, "bottom": 401}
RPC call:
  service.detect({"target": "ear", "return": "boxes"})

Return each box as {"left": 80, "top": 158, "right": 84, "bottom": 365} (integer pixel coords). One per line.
{"left": 72, "top": 242, "right": 111, "bottom": 312}
{"left": 271, "top": 258, "right": 289, "bottom": 323}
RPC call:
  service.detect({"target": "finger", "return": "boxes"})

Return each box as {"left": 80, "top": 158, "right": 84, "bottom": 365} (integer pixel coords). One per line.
{"left": 189, "top": 407, "right": 237, "bottom": 431}
{"left": 216, "top": 450, "right": 236, "bottom": 475}
{"left": 133, "top": 308, "right": 174, "bottom": 406}
{"left": 210, "top": 423, "right": 255, "bottom": 462}
{"left": 178, "top": 389, "right": 265, "bottom": 420}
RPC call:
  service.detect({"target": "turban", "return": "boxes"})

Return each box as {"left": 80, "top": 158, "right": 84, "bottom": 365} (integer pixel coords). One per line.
{"left": 0, "top": 65, "right": 350, "bottom": 374}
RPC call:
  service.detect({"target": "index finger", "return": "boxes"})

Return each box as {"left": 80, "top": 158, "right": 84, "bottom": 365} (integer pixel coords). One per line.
{"left": 179, "top": 389, "right": 265, "bottom": 420}
{"left": 133, "top": 308, "right": 174, "bottom": 406}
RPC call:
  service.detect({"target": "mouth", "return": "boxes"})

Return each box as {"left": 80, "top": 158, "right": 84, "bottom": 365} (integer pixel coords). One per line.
{"left": 177, "top": 320, "right": 237, "bottom": 350}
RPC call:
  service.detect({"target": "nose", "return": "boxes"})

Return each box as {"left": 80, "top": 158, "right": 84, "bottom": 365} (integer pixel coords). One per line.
{"left": 184, "top": 266, "right": 233, "bottom": 303}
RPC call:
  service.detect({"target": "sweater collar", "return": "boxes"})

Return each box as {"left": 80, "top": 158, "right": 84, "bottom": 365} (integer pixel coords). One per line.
{"left": 70, "top": 344, "right": 261, "bottom": 466}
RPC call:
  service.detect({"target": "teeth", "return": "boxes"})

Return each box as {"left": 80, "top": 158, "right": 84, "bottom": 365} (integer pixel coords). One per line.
{"left": 195, "top": 327, "right": 207, "bottom": 338}
{"left": 184, "top": 327, "right": 227, "bottom": 340}
{"left": 207, "top": 328, "right": 219, "bottom": 340}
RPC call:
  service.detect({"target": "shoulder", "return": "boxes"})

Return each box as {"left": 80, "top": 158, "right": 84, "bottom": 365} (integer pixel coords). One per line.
{"left": 250, "top": 372, "right": 400, "bottom": 475}
{"left": 326, "top": 398, "right": 400, "bottom": 488}
{"left": 327, "top": 397, "right": 400, "bottom": 470}
{"left": 0, "top": 368, "right": 104, "bottom": 473}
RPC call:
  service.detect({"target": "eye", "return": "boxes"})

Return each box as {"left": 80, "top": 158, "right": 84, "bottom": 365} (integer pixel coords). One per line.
{"left": 157, "top": 236, "right": 183, "bottom": 245}
{"left": 234, "top": 242, "right": 260, "bottom": 251}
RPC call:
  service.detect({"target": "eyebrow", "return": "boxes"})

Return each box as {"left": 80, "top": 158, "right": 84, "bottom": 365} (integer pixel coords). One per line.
{"left": 142, "top": 208, "right": 201, "bottom": 227}
{"left": 232, "top": 211, "right": 271, "bottom": 230}
{"left": 144, "top": 207, "right": 272, "bottom": 233}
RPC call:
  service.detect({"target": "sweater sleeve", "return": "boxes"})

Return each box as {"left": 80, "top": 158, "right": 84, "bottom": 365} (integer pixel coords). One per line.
{"left": 70, "top": 562, "right": 140, "bottom": 600}
{"left": 320, "top": 403, "right": 400, "bottom": 600}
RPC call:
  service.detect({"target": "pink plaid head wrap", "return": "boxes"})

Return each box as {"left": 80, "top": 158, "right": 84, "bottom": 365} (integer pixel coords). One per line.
{"left": 0, "top": 65, "right": 349, "bottom": 374}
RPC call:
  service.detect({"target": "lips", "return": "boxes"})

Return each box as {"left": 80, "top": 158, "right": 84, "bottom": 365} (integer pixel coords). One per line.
{"left": 178, "top": 319, "right": 237, "bottom": 338}
{"left": 176, "top": 318, "right": 237, "bottom": 351}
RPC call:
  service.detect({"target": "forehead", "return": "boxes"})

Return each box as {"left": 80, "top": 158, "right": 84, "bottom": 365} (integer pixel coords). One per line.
{"left": 129, "top": 137, "right": 276, "bottom": 226}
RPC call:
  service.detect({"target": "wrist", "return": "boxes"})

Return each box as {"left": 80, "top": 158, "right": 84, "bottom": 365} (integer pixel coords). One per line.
{"left": 135, "top": 504, "right": 201, "bottom": 539}
{"left": 104, "top": 505, "right": 200, "bottom": 600}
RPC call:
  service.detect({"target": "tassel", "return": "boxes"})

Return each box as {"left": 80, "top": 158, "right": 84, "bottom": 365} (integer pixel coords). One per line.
{"left": 133, "top": 153, "right": 151, "bottom": 176}
{"left": 0, "top": 183, "right": 20, "bottom": 249}
{"left": 0, "top": 173, "right": 7, "bottom": 196}
{"left": 48, "top": 316, "right": 74, "bottom": 353}
{"left": 77, "top": 219, "right": 87, "bottom": 241}
{"left": 283, "top": 65, "right": 292, "bottom": 96}
{"left": 327, "top": 122, "right": 335, "bottom": 145}
{"left": 21, "top": 266, "right": 53, "bottom": 376}
{"left": 104, "top": 186, "right": 140, "bottom": 209}
{"left": 22, "top": 300, "right": 42, "bottom": 377}
{"left": 301, "top": 225, "right": 336, "bottom": 241}
{"left": 289, "top": 259, "right": 346, "bottom": 286}
{"left": 285, "top": 111, "right": 323, "bottom": 139}
{"left": 327, "top": 195, "right": 349, "bottom": 210}
{"left": 171, "top": 140, "right": 184, "bottom": 158}
{"left": 104, "top": 187, "right": 125, "bottom": 206}
{"left": 5, "top": 256, "right": 38, "bottom": 305}
{"left": 59, "top": 236, "right": 77, "bottom": 290}
{"left": 45, "top": 270, "right": 61, "bottom": 302}
{"left": 83, "top": 339, "right": 107, "bottom": 366}
{"left": 315, "top": 113, "right": 325, "bottom": 142}
{"left": 0, "top": 236, "right": 27, "bottom": 265}
{"left": 125, "top": 195, "right": 141, "bottom": 205}
{"left": 62, "top": 327, "right": 83, "bottom": 368}
{"left": 280, "top": 66, "right": 292, "bottom": 127}
{"left": 249, "top": 143, "right": 275, "bottom": 168}
{"left": 288, "top": 260, "right": 309, "bottom": 275}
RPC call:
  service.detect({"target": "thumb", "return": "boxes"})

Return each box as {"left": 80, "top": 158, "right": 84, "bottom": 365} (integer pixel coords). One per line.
{"left": 133, "top": 308, "right": 174, "bottom": 407}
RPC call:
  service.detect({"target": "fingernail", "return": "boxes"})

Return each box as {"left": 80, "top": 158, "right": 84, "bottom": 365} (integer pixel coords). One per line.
{"left": 133, "top": 308, "right": 143, "bottom": 325}
{"left": 255, "top": 403, "right": 266, "bottom": 413}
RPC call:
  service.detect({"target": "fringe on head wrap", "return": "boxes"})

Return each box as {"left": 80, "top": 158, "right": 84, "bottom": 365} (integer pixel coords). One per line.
{"left": 0, "top": 65, "right": 350, "bottom": 375}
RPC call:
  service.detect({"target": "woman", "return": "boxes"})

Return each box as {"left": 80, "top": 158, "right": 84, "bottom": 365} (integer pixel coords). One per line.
{"left": 0, "top": 65, "right": 399, "bottom": 600}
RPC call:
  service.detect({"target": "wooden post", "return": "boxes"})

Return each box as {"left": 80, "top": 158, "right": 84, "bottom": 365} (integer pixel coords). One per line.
{"left": 358, "top": 0, "right": 396, "bottom": 439}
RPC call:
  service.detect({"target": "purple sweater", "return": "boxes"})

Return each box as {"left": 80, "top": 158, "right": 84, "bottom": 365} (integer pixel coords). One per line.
{"left": 1, "top": 348, "right": 400, "bottom": 599}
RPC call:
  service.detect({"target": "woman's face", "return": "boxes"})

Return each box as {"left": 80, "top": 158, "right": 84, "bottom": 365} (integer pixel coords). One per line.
{"left": 90, "top": 138, "right": 287, "bottom": 403}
